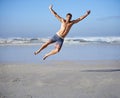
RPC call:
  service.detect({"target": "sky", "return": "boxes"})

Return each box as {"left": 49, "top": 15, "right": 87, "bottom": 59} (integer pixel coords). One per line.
{"left": 0, "top": 0, "right": 120, "bottom": 38}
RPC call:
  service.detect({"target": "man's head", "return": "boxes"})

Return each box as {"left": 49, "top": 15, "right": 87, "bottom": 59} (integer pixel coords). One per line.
{"left": 66, "top": 13, "right": 72, "bottom": 21}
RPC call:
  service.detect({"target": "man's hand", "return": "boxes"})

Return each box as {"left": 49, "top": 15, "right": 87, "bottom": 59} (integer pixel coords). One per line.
{"left": 87, "top": 10, "right": 91, "bottom": 15}
{"left": 49, "top": 5, "right": 53, "bottom": 10}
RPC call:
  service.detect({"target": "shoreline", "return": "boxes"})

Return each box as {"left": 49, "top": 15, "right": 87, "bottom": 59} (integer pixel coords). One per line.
{"left": 0, "top": 59, "right": 120, "bottom": 65}
{"left": 1, "top": 44, "right": 120, "bottom": 63}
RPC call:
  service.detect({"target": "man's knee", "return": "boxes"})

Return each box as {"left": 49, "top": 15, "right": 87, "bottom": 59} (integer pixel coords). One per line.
{"left": 54, "top": 48, "right": 60, "bottom": 53}
{"left": 55, "top": 44, "right": 62, "bottom": 52}
{"left": 55, "top": 47, "right": 61, "bottom": 53}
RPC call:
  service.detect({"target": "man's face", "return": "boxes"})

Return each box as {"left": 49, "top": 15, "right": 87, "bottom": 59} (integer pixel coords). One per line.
{"left": 66, "top": 15, "right": 72, "bottom": 21}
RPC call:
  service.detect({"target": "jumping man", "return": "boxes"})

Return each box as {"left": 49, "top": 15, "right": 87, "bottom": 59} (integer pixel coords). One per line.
{"left": 34, "top": 5, "right": 91, "bottom": 60}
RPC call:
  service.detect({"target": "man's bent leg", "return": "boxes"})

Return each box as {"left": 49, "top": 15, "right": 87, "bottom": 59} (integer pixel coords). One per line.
{"left": 43, "top": 44, "right": 61, "bottom": 60}
{"left": 34, "top": 40, "right": 53, "bottom": 55}
{"left": 43, "top": 48, "right": 59, "bottom": 60}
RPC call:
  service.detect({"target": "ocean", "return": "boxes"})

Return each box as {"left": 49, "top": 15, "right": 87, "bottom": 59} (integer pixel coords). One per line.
{"left": 0, "top": 36, "right": 120, "bottom": 64}
{"left": 0, "top": 36, "right": 120, "bottom": 45}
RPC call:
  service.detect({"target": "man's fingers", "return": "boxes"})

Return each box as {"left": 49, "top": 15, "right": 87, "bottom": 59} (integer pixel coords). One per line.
{"left": 49, "top": 4, "right": 53, "bottom": 9}
{"left": 87, "top": 10, "right": 91, "bottom": 14}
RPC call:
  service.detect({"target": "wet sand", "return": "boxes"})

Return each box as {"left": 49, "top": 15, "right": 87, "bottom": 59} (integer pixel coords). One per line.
{"left": 0, "top": 60, "right": 120, "bottom": 98}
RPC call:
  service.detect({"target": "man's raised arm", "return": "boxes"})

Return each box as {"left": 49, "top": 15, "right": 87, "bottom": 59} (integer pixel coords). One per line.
{"left": 49, "top": 5, "right": 63, "bottom": 22}
{"left": 72, "top": 10, "right": 91, "bottom": 24}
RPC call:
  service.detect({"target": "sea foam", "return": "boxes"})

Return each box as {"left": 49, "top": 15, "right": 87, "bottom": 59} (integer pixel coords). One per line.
{"left": 0, "top": 36, "right": 120, "bottom": 45}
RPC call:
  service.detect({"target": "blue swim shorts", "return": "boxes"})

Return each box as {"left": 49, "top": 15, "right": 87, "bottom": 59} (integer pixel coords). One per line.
{"left": 50, "top": 34, "right": 64, "bottom": 48}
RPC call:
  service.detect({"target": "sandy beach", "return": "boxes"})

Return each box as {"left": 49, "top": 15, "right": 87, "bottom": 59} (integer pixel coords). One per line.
{"left": 0, "top": 60, "right": 120, "bottom": 98}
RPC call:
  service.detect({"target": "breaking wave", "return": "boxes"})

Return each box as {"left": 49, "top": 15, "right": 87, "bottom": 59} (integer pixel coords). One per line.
{"left": 0, "top": 36, "right": 120, "bottom": 45}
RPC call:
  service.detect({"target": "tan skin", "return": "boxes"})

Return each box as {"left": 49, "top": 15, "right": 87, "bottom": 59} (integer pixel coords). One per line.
{"left": 34, "top": 5, "right": 90, "bottom": 60}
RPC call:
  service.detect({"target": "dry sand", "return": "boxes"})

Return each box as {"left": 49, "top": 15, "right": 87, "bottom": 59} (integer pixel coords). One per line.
{"left": 0, "top": 60, "right": 120, "bottom": 98}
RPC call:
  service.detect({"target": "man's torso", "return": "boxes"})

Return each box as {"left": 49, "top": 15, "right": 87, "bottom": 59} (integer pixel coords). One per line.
{"left": 57, "top": 19, "right": 74, "bottom": 38}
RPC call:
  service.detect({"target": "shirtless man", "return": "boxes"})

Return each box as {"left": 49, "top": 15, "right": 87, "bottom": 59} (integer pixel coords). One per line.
{"left": 34, "top": 5, "right": 90, "bottom": 60}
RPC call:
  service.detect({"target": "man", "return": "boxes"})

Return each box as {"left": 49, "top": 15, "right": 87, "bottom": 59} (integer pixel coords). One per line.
{"left": 34, "top": 5, "right": 90, "bottom": 60}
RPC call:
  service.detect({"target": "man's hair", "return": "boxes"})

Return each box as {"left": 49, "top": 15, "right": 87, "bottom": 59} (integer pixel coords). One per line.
{"left": 66, "top": 13, "right": 72, "bottom": 17}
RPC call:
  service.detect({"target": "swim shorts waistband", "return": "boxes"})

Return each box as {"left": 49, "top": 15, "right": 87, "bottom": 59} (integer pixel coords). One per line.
{"left": 56, "top": 33, "right": 64, "bottom": 40}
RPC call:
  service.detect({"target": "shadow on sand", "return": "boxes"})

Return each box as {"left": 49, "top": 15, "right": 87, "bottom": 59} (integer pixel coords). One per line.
{"left": 82, "top": 69, "right": 120, "bottom": 72}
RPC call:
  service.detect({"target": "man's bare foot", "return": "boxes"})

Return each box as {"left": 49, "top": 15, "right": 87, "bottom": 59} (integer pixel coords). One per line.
{"left": 34, "top": 51, "right": 40, "bottom": 55}
{"left": 43, "top": 55, "right": 48, "bottom": 60}
{"left": 34, "top": 52, "right": 37, "bottom": 55}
